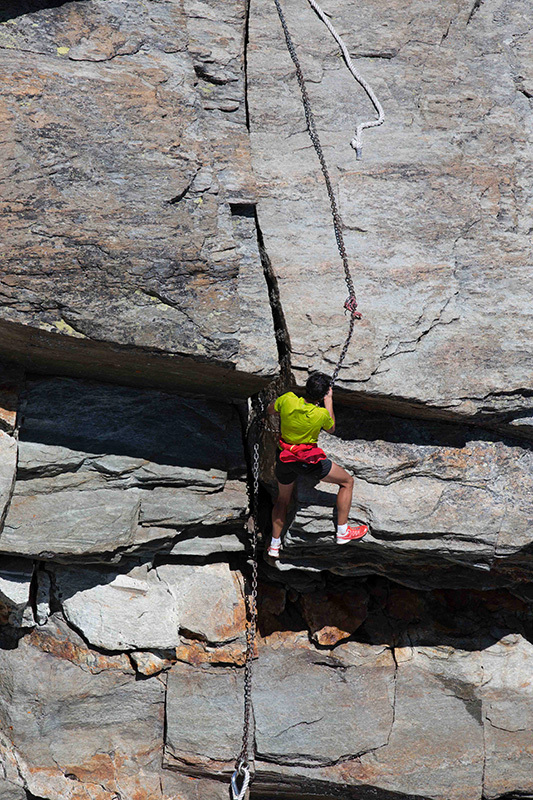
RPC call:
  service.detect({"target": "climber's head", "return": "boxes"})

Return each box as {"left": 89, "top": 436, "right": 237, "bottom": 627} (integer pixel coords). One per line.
{"left": 305, "top": 372, "right": 331, "bottom": 403}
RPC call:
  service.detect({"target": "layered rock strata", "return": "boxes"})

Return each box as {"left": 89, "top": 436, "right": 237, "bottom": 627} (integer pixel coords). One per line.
{"left": 1, "top": 0, "right": 533, "bottom": 798}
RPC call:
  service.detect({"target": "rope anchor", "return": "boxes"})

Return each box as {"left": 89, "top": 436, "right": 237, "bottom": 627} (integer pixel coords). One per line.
{"left": 231, "top": 762, "right": 252, "bottom": 800}
{"left": 344, "top": 295, "right": 362, "bottom": 318}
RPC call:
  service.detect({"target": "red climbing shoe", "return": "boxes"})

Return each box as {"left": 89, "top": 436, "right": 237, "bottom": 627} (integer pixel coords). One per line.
{"left": 336, "top": 524, "right": 368, "bottom": 545}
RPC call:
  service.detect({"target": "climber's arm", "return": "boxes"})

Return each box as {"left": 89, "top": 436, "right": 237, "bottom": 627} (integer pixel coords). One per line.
{"left": 267, "top": 399, "right": 280, "bottom": 416}
{"left": 323, "top": 387, "right": 336, "bottom": 434}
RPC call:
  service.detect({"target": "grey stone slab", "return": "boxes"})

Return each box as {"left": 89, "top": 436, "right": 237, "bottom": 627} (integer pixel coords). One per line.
{"left": 56, "top": 561, "right": 245, "bottom": 650}
{"left": 165, "top": 662, "right": 242, "bottom": 766}
{"left": 0, "top": 621, "right": 164, "bottom": 800}
{"left": 0, "top": 432, "right": 16, "bottom": 528}
{"left": 248, "top": 0, "right": 533, "bottom": 421}
{"left": 480, "top": 635, "right": 533, "bottom": 799}
{"left": 17, "top": 443, "right": 228, "bottom": 494}
{"left": 0, "top": 0, "right": 277, "bottom": 378}
{"left": 0, "top": 782, "right": 26, "bottom": 800}
{"left": 20, "top": 378, "right": 246, "bottom": 475}
{"left": 157, "top": 562, "right": 246, "bottom": 645}
{"left": 253, "top": 641, "right": 395, "bottom": 765}
{"left": 139, "top": 482, "right": 247, "bottom": 530}
{"left": 1, "top": 489, "right": 141, "bottom": 557}
{"left": 0, "top": 558, "right": 34, "bottom": 628}
{"left": 165, "top": 637, "right": 395, "bottom": 769}
{"left": 55, "top": 564, "right": 182, "bottom": 651}
{"left": 357, "top": 647, "right": 485, "bottom": 800}
{"left": 17, "top": 440, "right": 89, "bottom": 478}
{"left": 168, "top": 532, "right": 245, "bottom": 556}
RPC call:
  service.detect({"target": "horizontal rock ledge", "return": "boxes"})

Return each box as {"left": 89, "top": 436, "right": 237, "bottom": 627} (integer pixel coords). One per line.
{"left": 0, "top": 320, "right": 270, "bottom": 401}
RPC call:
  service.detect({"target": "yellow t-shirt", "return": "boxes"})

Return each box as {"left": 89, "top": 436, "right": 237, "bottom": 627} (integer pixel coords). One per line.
{"left": 274, "top": 392, "right": 334, "bottom": 444}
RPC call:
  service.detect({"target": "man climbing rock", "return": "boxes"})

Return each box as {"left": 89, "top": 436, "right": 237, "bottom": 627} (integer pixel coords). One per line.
{"left": 266, "top": 372, "right": 368, "bottom": 559}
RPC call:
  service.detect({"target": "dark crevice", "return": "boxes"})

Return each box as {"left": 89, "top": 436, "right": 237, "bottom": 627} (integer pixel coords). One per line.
{"left": 253, "top": 209, "right": 292, "bottom": 378}
{"left": 353, "top": 50, "right": 398, "bottom": 59}
{"left": 243, "top": 0, "right": 252, "bottom": 130}
{"left": 0, "top": 0, "right": 86, "bottom": 22}
{"left": 230, "top": 203, "right": 256, "bottom": 218}
{"left": 167, "top": 186, "right": 191, "bottom": 205}
{"left": 193, "top": 63, "right": 235, "bottom": 86}
{"left": 467, "top": 0, "right": 484, "bottom": 24}
{"left": 1, "top": 319, "right": 532, "bottom": 444}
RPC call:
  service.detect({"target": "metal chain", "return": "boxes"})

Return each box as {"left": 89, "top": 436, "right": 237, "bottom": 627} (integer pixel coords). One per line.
{"left": 236, "top": 440, "right": 259, "bottom": 770}
{"left": 232, "top": 397, "right": 265, "bottom": 798}
{"left": 231, "top": 362, "right": 295, "bottom": 796}
{"left": 273, "top": 0, "right": 363, "bottom": 384}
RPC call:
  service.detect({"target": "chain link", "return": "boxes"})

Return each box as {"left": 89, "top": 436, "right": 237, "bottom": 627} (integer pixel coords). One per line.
{"left": 272, "top": 0, "right": 362, "bottom": 384}
{"left": 236, "top": 439, "right": 260, "bottom": 772}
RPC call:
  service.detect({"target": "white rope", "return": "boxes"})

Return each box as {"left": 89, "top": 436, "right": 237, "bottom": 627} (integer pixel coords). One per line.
{"left": 231, "top": 764, "right": 251, "bottom": 800}
{"left": 305, "top": 0, "right": 384, "bottom": 158}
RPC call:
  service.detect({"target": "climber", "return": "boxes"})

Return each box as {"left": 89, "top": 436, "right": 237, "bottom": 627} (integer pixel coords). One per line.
{"left": 266, "top": 372, "right": 368, "bottom": 559}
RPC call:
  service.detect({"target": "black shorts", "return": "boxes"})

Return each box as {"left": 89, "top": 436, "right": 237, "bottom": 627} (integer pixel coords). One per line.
{"left": 275, "top": 451, "right": 332, "bottom": 485}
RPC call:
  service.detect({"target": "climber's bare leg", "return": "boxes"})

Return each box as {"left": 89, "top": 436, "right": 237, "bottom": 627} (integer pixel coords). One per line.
{"left": 271, "top": 480, "right": 295, "bottom": 540}
{"left": 321, "top": 462, "right": 354, "bottom": 526}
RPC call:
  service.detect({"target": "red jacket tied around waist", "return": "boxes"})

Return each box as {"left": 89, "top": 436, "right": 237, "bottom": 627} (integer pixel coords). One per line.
{"left": 278, "top": 439, "right": 327, "bottom": 464}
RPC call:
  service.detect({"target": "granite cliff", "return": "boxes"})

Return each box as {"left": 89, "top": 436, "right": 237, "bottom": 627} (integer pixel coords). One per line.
{"left": 0, "top": 0, "right": 532, "bottom": 798}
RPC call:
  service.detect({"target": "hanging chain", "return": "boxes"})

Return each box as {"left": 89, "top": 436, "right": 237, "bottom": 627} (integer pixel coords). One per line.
{"left": 273, "top": 0, "right": 364, "bottom": 384}
{"left": 232, "top": 395, "right": 265, "bottom": 799}
{"left": 237, "top": 440, "right": 260, "bottom": 769}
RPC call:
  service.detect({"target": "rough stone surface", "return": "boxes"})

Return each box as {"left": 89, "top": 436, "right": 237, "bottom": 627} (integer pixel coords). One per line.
{"left": 2, "top": 488, "right": 142, "bottom": 558}
{"left": 0, "top": 1, "right": 533, "bottom": 799}
{"left": 1, "top": 377, "right": 247, "bottom": 560}
{"left": 0, "top": 782, "right": 26, "bottom": 800}
{"left": 270, "top": 410, "right": 533, "bottom": 587}
{"left": 248, "top": 0, "right": 533, "bottom": 422}
{"left": 165, "top": 634, "right": 395, "bottom": 771}
{"left": 0, "top": 431, "right": 16, "bottom": 530}
{"left": 0, "top": 558, "right": 34, "bottom": 628}
{"left": 0, "top": 615, "right": 163, "bottom": 800}
{"left": 55, "top": 561, "right": 245, "bottom": 651}
{"left": 0, "top": 0, "right": 277, "bottom": 383}
{"left": 55, "top": 563, "right": 183, "bottom": 651}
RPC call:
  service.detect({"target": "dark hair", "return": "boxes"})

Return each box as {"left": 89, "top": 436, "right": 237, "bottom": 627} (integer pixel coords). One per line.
{"left": 305, "top": 372, "right": 331, "bottom": 402}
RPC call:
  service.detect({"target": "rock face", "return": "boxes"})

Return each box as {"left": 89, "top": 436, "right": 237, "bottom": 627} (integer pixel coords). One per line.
{"left": 1, "top": 377, "right": 247, "bottom": 560}
{"left": 270, "top": 409, "right": 533, "bottom": 587}
{"left": 0, "top": 0, "right": 277, "bottom": 387}
{"left": 248, "top": 0, "right": 533, "bottom": 422}
{"left": 1, "top": 0, "right": 533, "bottom": 799}
{"left": 55, "top": 561, "right": 245, "bottom": 651}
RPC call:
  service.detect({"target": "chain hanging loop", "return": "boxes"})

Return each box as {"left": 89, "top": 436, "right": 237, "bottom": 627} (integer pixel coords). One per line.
{"left": 272, "top": 0, "right": 370, "bottom": 385}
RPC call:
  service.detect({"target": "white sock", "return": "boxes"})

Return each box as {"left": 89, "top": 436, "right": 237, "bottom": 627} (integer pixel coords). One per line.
{"left": 270, "top": 537, "right": 281, "bottom": 546}
{"left": 337, "top": 523, "right": 348, "bottom": 535}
